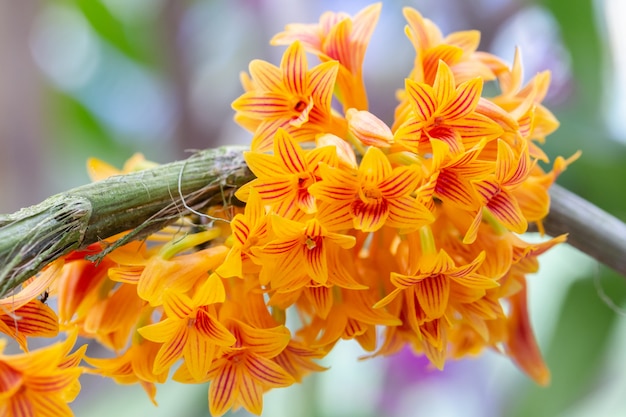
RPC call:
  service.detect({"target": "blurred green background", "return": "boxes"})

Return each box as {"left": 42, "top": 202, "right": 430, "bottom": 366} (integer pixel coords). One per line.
{"left": 1, "top": 0, "right": 626, "bottom": 416}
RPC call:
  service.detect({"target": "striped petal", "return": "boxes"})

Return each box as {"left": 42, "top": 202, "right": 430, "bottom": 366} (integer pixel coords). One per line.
{"left": 232, "top": 92, "right": 292, "bottom": 119}
{"left": 239, "top": 370, "right": 264, "bottom": 415}
{"left": 438, "top": 77, "right": 482, "bottom": 121}
{"left": 244, "top": 354, "right": 294, "bottom": 387}
{"left": 305, "top": 243, "right": 328, "bottom": 285}
{"left": 274, "top": 129, "right": 307, "bottom": 173}
{"left": 195, "top": 309, "right": 236, "bottom": 346}
{"left": 435, "top": 170, "right": 479, "bottom": 210}
{"left": 305, "top": 286, "right": 333, "bottom": 319}
{"left": 447, "top": 113, "right": 503, "bottom": 142}
{"left": 351, "top": 199, "right": 389, "bottom": 232}
{"left": 253, "top": 177, "right": 297, "bottom": 203}
{"left": 309, "top": 61, "right": 339, "bottom": 111}
{"left": 432, "top": 60, "right": 455, "bottom": 106}
{"left": 250, "top": 118, "right": 292, "bottom": 152}
{"left": 308, "top": 164, "right": 357, "bottom": 201}
{"left": 249, "top": 59, "right": 283, "bottom": 91}
{"left": 238, "top": 322, "right": 291, "bottom": 358}
{"left": 393, "top": 120, "right": 425, "bottom": 153}
{"left": 416, "top": 275, "right": 450, "bottom": 319}
{"left": 281, "top": 41, "right": 308, "bottom": 97}
{"left": 152, "top": 324, "right": 188, "bottom": 374}
{"left": 427, "top": 127, "right": 463, "bottom": 156}
{"left": 379, "top": 166, "right": 420, "bottom": 199}
{"left": 386, "top": 196, "right": 434, "bottom": 232}
{"left": 487, "top": 190, "right": 528, "bottom": 233}
{"left": 209, "top": 360, "right": 238, "bottom": 417}
{"left": 358, "top": 146, "right": 392, "bottom": 186}
{"left": 243, "top": 152, "right": 287, "bottom": 179}
{"left": 184, "top": 329, "right": 216, "bottom": 381}
{"left": 405, "top": 79, "right": 437, "bottom": 121}
{"left": 163, "top": 290, "right": 193, "bottom": 319}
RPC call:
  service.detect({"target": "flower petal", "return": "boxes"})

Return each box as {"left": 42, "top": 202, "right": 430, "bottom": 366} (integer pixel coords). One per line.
{"left": 209, "top": 360, "right": 238, "bottom": 417}
{"left": 418, "top": 272, "right": 448, "bottom": 320}
{"left": 405, "top": 79, "right": 437, "bottom": 121}
{"left": 243, "top": 354, "right": 295, "bottom": 387}
{"left": 281, "top": 41, "right": 308, "bottom": 97}
{"left": 248, "top": 59, "right": 283, "bottom": 91}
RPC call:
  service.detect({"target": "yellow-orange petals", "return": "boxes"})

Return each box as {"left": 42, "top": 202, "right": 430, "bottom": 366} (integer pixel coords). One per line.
{"left": 347, "top": 109, "right": 393, "bottom": 148}
{"left": 310, "top": 146, "right": 433, "bottom": 232}
{"left": 237, "top": 129, "right": 337, "bottom": 217}
{"left": 0, "top": 332, "right": 85, "bottom": 417}
{"left": 173, "top": 320, "right": 294, "bottom": 417}
{"left": 272, "top": 3, "right": 382, "bottom": 111}
{"left": 85, "top": 337, "right": 167, "bottom": 406}
{"left": 394, "top": 61, "right": 503, "bottom": 158}
{"left": 468, "top": 141, "right": 533, "bottom": 242}
{"left": 505, "top": 283, "right": 550, "bottom": 386}
{"left": 375, "top": 250, "right": 496, "bottom": 321}
{"left": 137, "top": 245, "right": 228, "bottom": 306}
{"left": 0, "top": 299, "right": 59, "bottom": 351}
{"left": 232, "top": 41, "right": 339, "bottom": 151}
{"left": 137, "top": 274, "right": 235, "bottom": 381}
{"left": 216, "top": 189, "right": 268, "bottom": 278}
{"left": 254, "top": 215, "right": 356, "bottom": 290}
{"left": 402, "top": 6, "right": 496, "bottom": 85}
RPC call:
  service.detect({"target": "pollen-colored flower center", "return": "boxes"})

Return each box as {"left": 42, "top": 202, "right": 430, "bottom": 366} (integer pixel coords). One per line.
{"left": 359, "top": 186, "right": 383, "bottom": 203}
{"left": 305, "top": 236, "right": 320, "bottom": 250}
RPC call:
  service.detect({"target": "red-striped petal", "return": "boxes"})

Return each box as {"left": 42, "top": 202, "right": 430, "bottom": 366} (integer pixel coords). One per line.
{"left": 438, "top": 77, "right": 482, "bottom": 121}
{"left": 416, "top": 275, "right": 450, "bottom": 319}
{"left": 405, "top": 79, "right": 437, "bottom": 121}
{"left": 281, "top": 41, "right": 308, "bottom": 97}
{"left": 249, "top": 59, "right": 283, "bottom": 91}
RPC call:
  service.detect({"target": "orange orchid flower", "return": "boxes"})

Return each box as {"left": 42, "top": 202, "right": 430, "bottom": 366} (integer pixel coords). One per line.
{"left": 0, "top": 332, "right": 85, "bottom": 417}
{"left": 137, "top": 274, "right": 236, "bottom": 381}
{"left": 310, "top": 146, "right": 433, "bottom": 232}
{"left": 236, "top": 129, "right": 338, "bottom": 217}
{"left": 232, "top": 41, "right": 340, "bottom": 151}
{"left": 271, "top": 3, "right": 382, "bottom": 111}
{"left": 394, "top": 61, "right": 503, "bottom": 158}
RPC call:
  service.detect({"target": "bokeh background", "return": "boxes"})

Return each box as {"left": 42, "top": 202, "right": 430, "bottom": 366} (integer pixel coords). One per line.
{"left": 1, "top": 0, "right": 626, "bottom": 416}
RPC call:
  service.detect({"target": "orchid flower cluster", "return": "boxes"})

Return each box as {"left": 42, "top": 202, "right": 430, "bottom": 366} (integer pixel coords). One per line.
{"left": 0, "top": 4, "right": 578, "bottom": 417}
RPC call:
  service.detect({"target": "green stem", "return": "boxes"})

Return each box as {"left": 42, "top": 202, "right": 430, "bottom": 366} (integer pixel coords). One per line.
{"left": 0, "top": 146, "right": 253, "bottom": 298}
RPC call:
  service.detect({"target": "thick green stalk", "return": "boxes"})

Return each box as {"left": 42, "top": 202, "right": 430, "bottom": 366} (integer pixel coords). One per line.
{"left": 0, "top": 146, "right": 253, "bottom": 298}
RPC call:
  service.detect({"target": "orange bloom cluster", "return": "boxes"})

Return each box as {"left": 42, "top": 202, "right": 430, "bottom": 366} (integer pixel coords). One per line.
{"left": 0, "top": 4, "right": 579, "bottom": 417}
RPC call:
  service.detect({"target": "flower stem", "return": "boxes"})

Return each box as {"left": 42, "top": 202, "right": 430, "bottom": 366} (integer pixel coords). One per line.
{"left": 539, "top": 183, "right": 626, "bottom": 276}
{"left": 0, "top": 146, "right": 252, "bottom": 298}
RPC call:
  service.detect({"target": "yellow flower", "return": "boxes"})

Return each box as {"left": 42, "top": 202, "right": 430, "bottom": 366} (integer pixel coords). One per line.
{"left": 137, "top": 274, "right": 236, "bottom": 381}
{"left": 271, "top": 3, "right": 382, "bottom": 111}
{"left": 310, "top": 146, "right": 433, "bottom": 232}
{"left": 236, "top": 129, "right": 338, "bottom": 217}
{"left": 253, "top": 214, "right": 356, "bottom": 290}
{"left": 0, "top": 332, "right": 85, "bottom": 417}
{"left": 394, "top": 61, "right": 503, "bottom": 158}
{"left": 173, "top": 319, "right": 294, "bottom": 417}
{"left": 232, "top": 41, "right": 340, "bottom": 151}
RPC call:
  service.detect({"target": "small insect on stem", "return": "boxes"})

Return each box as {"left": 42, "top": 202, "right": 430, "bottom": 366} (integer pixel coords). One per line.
{"left": 39, "top": 290, "right": 49, "bottom": 305}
